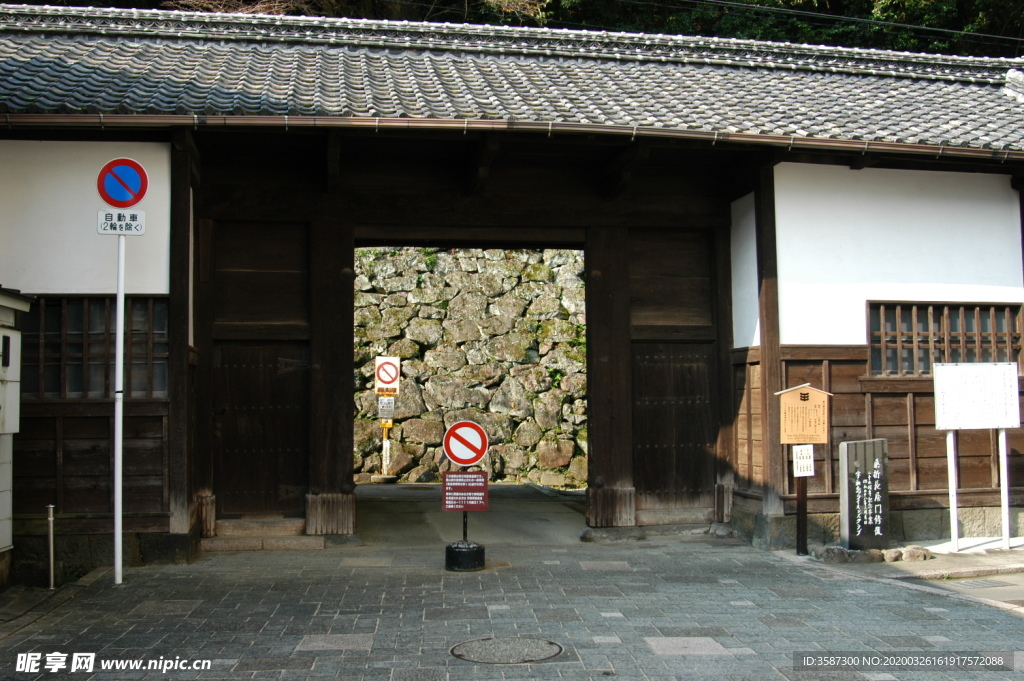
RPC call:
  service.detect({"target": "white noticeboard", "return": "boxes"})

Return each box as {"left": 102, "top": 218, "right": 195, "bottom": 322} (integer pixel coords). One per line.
{"left": 933, "top": 362, "right": 1020, "bottom": 430}
{"left": 792, "top": 445, "right": 815, "bottom": 477}
{"left": 933, "top": 362, "right": 1020, "bottom": 552}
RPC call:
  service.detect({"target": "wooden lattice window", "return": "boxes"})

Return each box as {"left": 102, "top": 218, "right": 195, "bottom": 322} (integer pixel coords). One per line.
{"left": 869, "top": 302, "right": 1022, "bottom": 377}
{"left": 21, "top": 297, "right": 169, "bottom": 399}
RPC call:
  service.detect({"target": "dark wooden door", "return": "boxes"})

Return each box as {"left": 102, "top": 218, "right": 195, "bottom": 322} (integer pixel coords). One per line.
{"left": 632, "top": 342, "right": 717, "bottom": 513}
{"left": 213, "top": 343, "right": 309, "bottom": 516}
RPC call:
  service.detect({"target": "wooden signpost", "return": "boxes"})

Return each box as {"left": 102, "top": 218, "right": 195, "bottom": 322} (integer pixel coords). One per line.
{"left": 776, "top": 383, "right": 832, "bottom": 556}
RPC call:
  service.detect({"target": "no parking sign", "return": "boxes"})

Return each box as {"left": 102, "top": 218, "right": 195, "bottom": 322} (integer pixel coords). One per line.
{"left": 97, "top": 158, "right": 149, "bottom": 208}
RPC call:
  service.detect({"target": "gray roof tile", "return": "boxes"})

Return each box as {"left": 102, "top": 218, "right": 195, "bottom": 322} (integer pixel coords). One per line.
{"left": 1, "top": 3, "right": 1023, "bottom": 151}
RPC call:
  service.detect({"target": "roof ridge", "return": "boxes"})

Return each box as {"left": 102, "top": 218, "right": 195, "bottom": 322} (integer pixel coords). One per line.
{"left": 1, "top": 3, "right": 1020, "bottom": 84}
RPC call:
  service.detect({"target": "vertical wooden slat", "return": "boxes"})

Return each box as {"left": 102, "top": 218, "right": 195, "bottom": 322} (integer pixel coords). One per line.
{"left": 907, "top": 392, "right": 918, "bottom": 491}
{"left": 927, "top": 305, "right": 937, "bottom": 374}
{"left": 878, "top": 303, "right": 887, "bottom": 374}
{"left": 822, "top": 359, "right": 833, "bottom": 495}
{"left": 894, "top": 304, "right": 904, "bottom": 376}
{"left": 910, "top": 305, "right": 920, "bottom": 374}
{"left": 974, "top": 307, "right": 982, "bottom": 361}
{"left": 946, "top": 305, "right": 954, "bottom": 362}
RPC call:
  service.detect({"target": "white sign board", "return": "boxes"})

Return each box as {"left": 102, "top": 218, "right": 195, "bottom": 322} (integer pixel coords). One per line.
{"left": 792, "top": 444, "right": 815, "bottom": 477}
{"left": 933, "top": 363, "right": 1020, "bottom": 430}
{"left": 97, "top": 210, "right": 146, "bottom": 235}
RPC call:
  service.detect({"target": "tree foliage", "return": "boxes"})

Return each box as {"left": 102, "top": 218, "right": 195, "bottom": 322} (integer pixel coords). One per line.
{"left": 42, "top": 0, "right": 1024, "bottom": 57}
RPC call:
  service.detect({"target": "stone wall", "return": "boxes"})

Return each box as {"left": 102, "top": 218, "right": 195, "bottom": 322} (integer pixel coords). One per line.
{"left": 353, "top": 248, "right": 587, "bottom": 487}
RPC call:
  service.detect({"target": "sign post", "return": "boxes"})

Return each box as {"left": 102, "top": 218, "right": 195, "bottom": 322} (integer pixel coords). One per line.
{"left": 97, "top": 158, "right": 149, "bottom": 586}
{"left": 372, "top": 358, "right": 400, "bottom": 483}
{"left": 776, "top": 383, "right": 831, "bottom": 556}
{"left": 934, "top": 363, "right": 1020, "bottom": 551}
{"left": 442, "top": 421, "right": 489, "bottom": 571}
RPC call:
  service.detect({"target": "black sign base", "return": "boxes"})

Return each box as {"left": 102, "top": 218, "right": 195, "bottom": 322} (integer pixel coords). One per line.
{"left": 445, "top": 541, "right": 485, "bottom": 572}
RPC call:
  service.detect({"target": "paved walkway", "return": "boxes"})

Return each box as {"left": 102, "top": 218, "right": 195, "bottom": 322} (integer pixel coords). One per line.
{"left": 0, "top": 486, "right": 1021, "bottom": 680}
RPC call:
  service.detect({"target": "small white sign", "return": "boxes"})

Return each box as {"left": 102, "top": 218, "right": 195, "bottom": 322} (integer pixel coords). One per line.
{"left": 374, "top": 356, "right": 400, "bottom": 396}
{"left": 792, "top": 444, "right": 815, "bottom": 477}
{"left": 377, "top": 396, "right": 395, "bottom": 419}
{"left": 98, "top": 210, "right": 146, "bottom": 235}
{"left": 934, "top": 363, "right": 1020, "bottom": 431}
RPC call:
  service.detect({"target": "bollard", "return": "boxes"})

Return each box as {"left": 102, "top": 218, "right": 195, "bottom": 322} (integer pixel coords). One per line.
{"left": 46, "top": 505, "right": 55, "bottom": 590}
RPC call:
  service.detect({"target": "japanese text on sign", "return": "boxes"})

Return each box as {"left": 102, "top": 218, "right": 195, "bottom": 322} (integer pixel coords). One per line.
{"left": 855, "top": 459, "right": 885, "bottom": 538}
{"left": 442, "top": 471, "right": 489, "bottom": 512}
{"left": 778, "top": 385, "right": 830, "bottom": 444}
{"left": 97, "top": 210, "right": 146, "bottom": 235}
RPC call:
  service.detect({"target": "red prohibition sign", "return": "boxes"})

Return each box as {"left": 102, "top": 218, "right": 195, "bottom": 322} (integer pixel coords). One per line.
{"left": 97, "top": 158, "right": 149, "bottom": 208}
{"left": 443, "top": 421, "right": 489, "bottom": 467}
{"left": 375, "top": 361, "right": 399, "bottom": 386}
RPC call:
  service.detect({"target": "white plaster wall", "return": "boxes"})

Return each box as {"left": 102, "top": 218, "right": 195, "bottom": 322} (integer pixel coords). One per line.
{"left": 774, "top": 163, "right": 1023, "bottom": 345}
{"left": 0, "top": 140, "right": 171, "bottom": 294}
{"left": 731, "top": 192, "right": 761, "bottom": 348}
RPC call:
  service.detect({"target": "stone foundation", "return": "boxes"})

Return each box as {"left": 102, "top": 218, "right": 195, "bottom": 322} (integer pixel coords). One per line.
{"left": 733, "top": 505, "right": 1024, "bottom": 551}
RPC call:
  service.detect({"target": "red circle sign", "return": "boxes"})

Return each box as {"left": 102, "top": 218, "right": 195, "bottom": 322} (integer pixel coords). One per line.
{"left": 375, "top": 361, "right": 399, "bottom": 386}
{"left": 443, "top": 421, "right": 489, "bottom": 467}
{"left": 97, "top": 158, "right": 149, "bottom": 208}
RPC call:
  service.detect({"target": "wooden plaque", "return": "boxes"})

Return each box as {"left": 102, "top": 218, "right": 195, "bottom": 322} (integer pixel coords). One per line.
{"left": 779, "top": 385, "right": 830, "bottom": 445}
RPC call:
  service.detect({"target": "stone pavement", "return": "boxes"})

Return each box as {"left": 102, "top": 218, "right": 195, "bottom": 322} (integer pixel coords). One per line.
{"left": 0, "top": 485, "right": 1021, "bottom": 681}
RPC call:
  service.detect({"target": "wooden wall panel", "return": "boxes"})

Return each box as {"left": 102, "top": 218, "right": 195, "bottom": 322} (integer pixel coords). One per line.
{"left": 732, "top": 346, "right": 1024, "bottom": 512}
{"left": 13, "top": 404, "right": 170, "bottom": 517}
{"left": 212, "top": 222, "right": 310, "bottom": 328}
{"left": 629, "top": 230, "right": 714, "bottom": 332}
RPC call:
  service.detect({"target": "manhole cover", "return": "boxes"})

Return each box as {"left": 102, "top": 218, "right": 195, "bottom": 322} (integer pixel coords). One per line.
{"left": 450, "top": 637, "right": 562, "bottom": 664}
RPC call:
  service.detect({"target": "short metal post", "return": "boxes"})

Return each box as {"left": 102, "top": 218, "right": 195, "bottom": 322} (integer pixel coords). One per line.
{"left": 462, "top": 511, "right": 468, "bottom": 542}
{"left": 46, "top": 505, "right": 55, "bottom": 590}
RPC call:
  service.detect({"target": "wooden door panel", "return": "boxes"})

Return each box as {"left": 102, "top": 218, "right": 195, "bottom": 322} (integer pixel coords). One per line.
{"left": 214, "top": 343, "right": 309, "bottom": 516}
{"left": 633, "top": 342, "right": 717, "bottom": 510}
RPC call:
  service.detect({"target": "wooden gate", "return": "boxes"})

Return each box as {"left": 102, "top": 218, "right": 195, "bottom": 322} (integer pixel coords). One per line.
{"left": 213, "top": 343, "right": 309, "bottom": 516}
{"left": 632, "top": 342, "right": 717, "bottom": 521}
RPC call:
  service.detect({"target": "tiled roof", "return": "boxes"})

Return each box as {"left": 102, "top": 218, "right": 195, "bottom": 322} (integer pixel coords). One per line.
{"left": 1, "top": 3, "right": 1023, "bottom": 152}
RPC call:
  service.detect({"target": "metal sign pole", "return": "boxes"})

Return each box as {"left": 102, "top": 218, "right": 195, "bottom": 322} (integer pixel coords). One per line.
{"left": 998, "top": 428, "right": 1010, "bottom": 550}
{"left": 114, "top": 233, "right": 125, "bottom": 585}
{"left": 945, "top": 430, "right": 959, "bottom": 552}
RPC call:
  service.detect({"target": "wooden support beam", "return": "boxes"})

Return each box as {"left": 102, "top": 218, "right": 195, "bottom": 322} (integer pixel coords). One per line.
{"left": 598, "top": 142, "right": 649, "bottom": 199}
{"left": 713, "top": 221, "right": 735, "bottom": 522}
{"left": 585, "top": 225, "right": 635, "bottom": 527}
{"left": 168, "top": 129, "right": 198, "bottom": 537}
{"left": 307, "top": 218, "right": 356, "bottom": 533}
{"left": 468, "top": 134, "right": 501, "bottom": 195}
{"left": 754, "top": 163, "right": 785, "bottom": 517}
{"left": 327, "top": 130, "right": 343, "bottom": 193}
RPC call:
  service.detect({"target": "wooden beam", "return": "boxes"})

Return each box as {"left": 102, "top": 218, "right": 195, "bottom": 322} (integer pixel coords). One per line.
{"left": 713, "top": 221, "right": 735, "bottom": 521}
{"left": 849, "top": 154, "right": 881, "bottom": 170}
{"left": 585, "top": 225, "right": 635, "bottom": 527}
{"left": 598, "top": 142, "right": 649, "bottom": 199}
{"left": 468, "top": 134, "right": 500, "bottom": 195}
{"left": 168, "top": 129, "right": 197, "bottom": 536}
{"left": 327, "top": 130, "right": 343, "bottom": 194}
{"left": 754, "top": 163, "right": 784, "bottom": 517}
{"left": 308, "top": 218, "right": 356, "bottom": 532}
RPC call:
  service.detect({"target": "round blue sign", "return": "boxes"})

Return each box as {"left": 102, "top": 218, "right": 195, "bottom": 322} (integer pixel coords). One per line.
{"left": 97, "top": 158, "right": 149, "bottom": 208}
